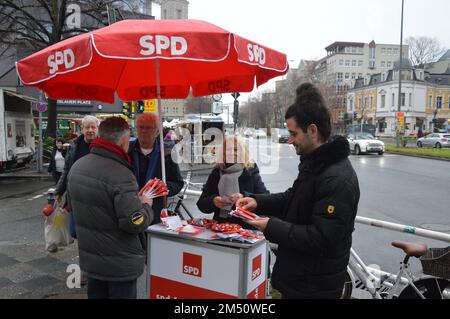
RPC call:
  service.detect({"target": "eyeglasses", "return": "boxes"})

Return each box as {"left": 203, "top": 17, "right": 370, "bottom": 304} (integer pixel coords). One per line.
{"left": 137, "top": 126, "right": 158, "bottom": 130}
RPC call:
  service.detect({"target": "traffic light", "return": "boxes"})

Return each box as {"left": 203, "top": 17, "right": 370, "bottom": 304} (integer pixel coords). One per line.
{"left": 137, "top": 100, "right": 145, "bottom": 113}
{"left": 122, "top": 102, "right": 134, "bottom": 119}
{"left": 353, "top": 112, "right": 357, "bottom": 120}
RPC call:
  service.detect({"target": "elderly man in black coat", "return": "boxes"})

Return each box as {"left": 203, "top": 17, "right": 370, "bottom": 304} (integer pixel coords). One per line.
{"left": 238, "top": 83, "right": 360, "bottom": 299}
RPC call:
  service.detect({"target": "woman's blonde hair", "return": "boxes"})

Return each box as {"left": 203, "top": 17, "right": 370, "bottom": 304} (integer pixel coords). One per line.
{"left": 214, "top": 135, "right": 254, "bottom": 170}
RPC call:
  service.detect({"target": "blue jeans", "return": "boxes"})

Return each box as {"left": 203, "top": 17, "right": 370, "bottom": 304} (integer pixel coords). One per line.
{"left": 87, "top": 277, "right": 137, "bottom": 299}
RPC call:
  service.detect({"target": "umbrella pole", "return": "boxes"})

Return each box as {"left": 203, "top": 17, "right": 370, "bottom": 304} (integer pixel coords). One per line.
{"left": 155, "top": 59, "right": 168, "bottom": 208}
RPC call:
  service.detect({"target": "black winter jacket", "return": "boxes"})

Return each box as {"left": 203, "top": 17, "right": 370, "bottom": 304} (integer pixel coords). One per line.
{"left": 255, "top": 136, "right": 360, "bottom": 298}
{"left": 67, "top": 147, "right": 154, "bottom": 282}
{"left": 197, "top": 164, "right": 269, "bottom": 225}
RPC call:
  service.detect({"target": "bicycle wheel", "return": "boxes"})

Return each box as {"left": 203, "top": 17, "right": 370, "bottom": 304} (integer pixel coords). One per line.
{"left": 398, "top": 277, "right": 450, "bottom": 299}
{"left": 341, "top": 270, "right": 353, "bottom": 299}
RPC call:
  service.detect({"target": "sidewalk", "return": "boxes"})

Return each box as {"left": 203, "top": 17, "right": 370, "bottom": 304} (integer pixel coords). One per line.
{"left": 0, "top": 164, "right": 52, "bottom": 180}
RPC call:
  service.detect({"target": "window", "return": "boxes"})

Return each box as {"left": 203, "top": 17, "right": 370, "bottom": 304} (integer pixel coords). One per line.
{"left": 349, "top": 98, "right": 353, "bottom": 110}
{"left": 339, "top": 59, "right": 344, "bottom": 66}
{"left": 370, "top": 96, "right": 374, "bottom": 109}
{"left": 381, "top": 48, "right": 386, "bottom": 55}
{"left": 387, "top": 61, "right": 392, "bottom": 68}
{"left": 177, "top": 9, "right": 182, "bottom": 19}
{"left": 381, "top": 95, "right": 386, "bottom": 108}
{"left": 393, "top": 48, "right": 399, "bottom": 55}
{"left": 401, "top": 93, "right": 406, "bottom": 106}
{"left": 409, "top": 93, "right": 412, "bottom": 107}
{"left": 358, "top": 98, "right": 362, "bottom": 109}
{"left": 369, "top": 61, "right": 375, "bottom": 69}
{"left": 352, "top": 60, "right": 357, "bottom": 67}
{"left": 345, "top": 47, "right": 351, "bottom": 53}
{"left": 387, "top": 48, "right": 392, "bottom": 55}
{"left": 345, "top": 60, "right": 350, "bottom": 66}
{"left": 392, "top": 93, "right": 395, "bottom": 107}
{"left": 358, "top": 73, "right": 363, "bottom": 78}
{"left": 369, "top": 47, "right": 375, "bottom": 59}
{"left": 351, "top": 73, "right": 356, "bottom": 80}
{"left": 381, "top": 61, "right": 386, "bottom": 68}
{"left": 345, "top": 73, "right": 350, "bottom": 79}
{"left": 163, "top": 9, "right": 167, "bottom": 19}
{"left": 337, "top": 73, "right": 343, "bottom": 82}
{"left": 429, "top": 95, "right": 433, "bottom": 107}
{"left": 352, "top": 47, "right": 357, "bottom": 53}
{"left": 436, "top": 96, "right": 443, "bottom": 109}
{"left": 364, "top": 97, "right": 368, "bottom": 109}
{"left": 358, "top": 60, "right": 363, "bottom": 66}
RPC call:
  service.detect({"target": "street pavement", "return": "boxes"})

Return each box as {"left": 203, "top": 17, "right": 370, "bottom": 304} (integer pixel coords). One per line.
{"left": 1, "top": 138, "right": 449, "bottom": 299}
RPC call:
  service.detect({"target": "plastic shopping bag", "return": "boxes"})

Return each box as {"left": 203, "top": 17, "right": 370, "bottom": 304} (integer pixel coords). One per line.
{"left": 44, "top": 201, "right": 72, "bottom": 252}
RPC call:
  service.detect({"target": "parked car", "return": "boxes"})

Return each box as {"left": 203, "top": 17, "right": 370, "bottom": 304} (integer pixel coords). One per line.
{"left": 347, "top": 133, "right": 385, "bottom": 155}
{"left": 253, "top": 129, "right": 267, "bottom": 139}
{"left": 417, "top": 133, "right": 450, "bottom": 148}
{"left": 271, "top": 128, "right": 289, "bottom": 143}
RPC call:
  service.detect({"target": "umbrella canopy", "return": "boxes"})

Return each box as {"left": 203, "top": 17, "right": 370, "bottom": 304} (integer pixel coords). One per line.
{"left": 16, "top": 19, "right": 288, "bottom": 103}
{"left": 16, "top": 19, "right": 288, "bottom": 195}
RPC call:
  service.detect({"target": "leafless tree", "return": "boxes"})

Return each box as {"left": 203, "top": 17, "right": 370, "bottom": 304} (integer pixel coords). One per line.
{"left": 0, "top": 0, "right": 145, "bottom": 137}
{"left": 406, "top": 36, "right": 447, "bottom": 67}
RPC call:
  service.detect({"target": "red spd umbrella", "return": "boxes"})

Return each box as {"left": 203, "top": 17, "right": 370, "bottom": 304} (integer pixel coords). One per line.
{"left": 16, "top": 19, "right": 288, "bottom": 184}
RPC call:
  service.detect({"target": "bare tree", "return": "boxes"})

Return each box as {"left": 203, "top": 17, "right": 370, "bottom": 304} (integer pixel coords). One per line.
{"left": 406, "top": 36, "right": 447, "bottom": 67}
{"left": 0, "top": 0, "right": 145, "bottom": 137}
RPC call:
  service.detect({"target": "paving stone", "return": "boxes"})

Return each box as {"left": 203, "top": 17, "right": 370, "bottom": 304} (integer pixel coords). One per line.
{"left": 0, "top": 253, "right": 20, "bottom": 268}
{"left": 0, "top": 277, "right": 14, "bottom": 288}
{"left": 17, "top": 275, "right": 60, "bottom": 290}
{"left": 0, "top": 262, "right": 45, "bottom": 283}
{"left": 0, "top": 243, "right": 48, "bottom": 263}
{"left": 26, "top": 256, "right": 70, "bottom": 274}
{"left": 0, "top": 283, "right": 29, "bottom": 299}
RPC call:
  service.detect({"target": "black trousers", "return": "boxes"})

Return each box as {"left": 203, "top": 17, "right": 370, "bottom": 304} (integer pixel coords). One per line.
{"left": 87, "top": 277, "right": 137, "bottom": 299}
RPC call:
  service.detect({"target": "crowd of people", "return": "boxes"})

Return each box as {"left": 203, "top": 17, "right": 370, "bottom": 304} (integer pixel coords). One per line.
{"left": 49, "top": 83, "right": 359, "bottom": 300}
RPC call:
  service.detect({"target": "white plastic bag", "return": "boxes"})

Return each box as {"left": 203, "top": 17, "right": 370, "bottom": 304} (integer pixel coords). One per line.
{"left": 44, "top": 201, "right": 72, "bottom": 252}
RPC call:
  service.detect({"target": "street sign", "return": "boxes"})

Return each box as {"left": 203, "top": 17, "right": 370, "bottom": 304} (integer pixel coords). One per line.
{"left": 144, "top": 99, "right": 157, "bottom": 113}
{"left": 231, "top": 92, "right": 240, "bottom": 100}
{"left": 36, "top": 102, "right": 47, "bottom": 113}
{"left": 211, "top": 101, "right": 223, "bottom": 114}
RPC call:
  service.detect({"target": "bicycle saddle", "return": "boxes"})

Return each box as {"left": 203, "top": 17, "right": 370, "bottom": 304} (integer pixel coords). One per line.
{"left": 391, "top": 241, "right": 428, "bottom": 257}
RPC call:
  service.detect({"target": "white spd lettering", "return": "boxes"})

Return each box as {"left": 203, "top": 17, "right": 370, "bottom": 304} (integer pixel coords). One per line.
{"left": 139, "top": 35, "right": 187, "bottom": 56}
{"left": 183, "top": 265, "right": 199, "bottom": 276}
{"left": 48, "top": 49, "right": 75, "bottom": 75}
{"left": 252, "top": 268, "right": 261, "bottom": 280}
{"left": 247, "top": 43, "right": 266, "bottom": 65}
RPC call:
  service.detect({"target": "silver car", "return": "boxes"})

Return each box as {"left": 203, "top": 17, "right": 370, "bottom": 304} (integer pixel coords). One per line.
{"left": 417, "top": 133, "right": 450, "bottom": 148}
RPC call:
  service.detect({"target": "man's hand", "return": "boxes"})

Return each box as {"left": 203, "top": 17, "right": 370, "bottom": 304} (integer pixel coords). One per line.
{"left": 236, "top": 197, "right": 257, "bottom": 211}
{"left": 245, "top": 217, "right": 270, "bottom": 232}
{"left": 213, "top": 196, "right": 231, "bottom": 209}
{"left": 230, "top": 193, "right": 244, "bottom": 204}
{"left": 140, "top": 196, "right": 153, "bottom": 207}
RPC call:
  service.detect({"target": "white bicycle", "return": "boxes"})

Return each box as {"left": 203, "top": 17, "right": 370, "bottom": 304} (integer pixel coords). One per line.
{"left": 343, "top": 241, "right": 450, "bottom": 299}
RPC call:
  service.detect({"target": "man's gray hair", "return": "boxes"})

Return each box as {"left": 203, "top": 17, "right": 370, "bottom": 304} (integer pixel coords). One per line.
{"left": 81, "top": 115, "right": 100, "bottom": 127}
{"left": 98, "top": 117, "right": 130, "bottom": 144}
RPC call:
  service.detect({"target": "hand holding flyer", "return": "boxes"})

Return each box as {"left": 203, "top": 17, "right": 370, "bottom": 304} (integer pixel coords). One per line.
{"left": 229, "top": 207, "right": 259, "bottom": 221}
{"left": 138, "top": 178, "right": 169, "bottom": 199}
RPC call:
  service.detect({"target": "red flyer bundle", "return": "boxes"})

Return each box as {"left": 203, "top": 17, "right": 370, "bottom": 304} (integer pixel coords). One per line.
{"left": 229, "top": 207, "right": 259, "bottom": 221}
{"left": 138, "top": 178, "right": 169, "bottom": 199}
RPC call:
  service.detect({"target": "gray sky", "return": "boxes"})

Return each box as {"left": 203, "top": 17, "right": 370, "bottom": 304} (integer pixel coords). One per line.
{"left": 156, "top": 0, "right": 450, "bottom": 101}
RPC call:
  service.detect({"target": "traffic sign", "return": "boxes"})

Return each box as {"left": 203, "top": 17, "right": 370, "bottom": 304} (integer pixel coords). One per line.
{"left": 36, "top": 102, "right": 47, "bottom": 113}
{"left": 211, "top": 101, "right": 223, "bottom": 114}
{"left": 144, "top": 99, "right": 157, "bottom": 113}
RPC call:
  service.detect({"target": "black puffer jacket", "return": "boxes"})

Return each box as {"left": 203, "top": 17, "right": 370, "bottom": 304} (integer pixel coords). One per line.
{"left": 254, "top": 136, "right": 360, "bottom": 298}
{"left": 67, "top": 146, "right": 154, "bottom": 282}
{"left": 55, "top": 134, "right": 84, "bottom": 196}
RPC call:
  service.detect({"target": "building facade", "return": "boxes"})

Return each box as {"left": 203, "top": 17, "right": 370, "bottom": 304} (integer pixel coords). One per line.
{"left": 313, "top": 41, "right": 409, "bottom": 133}
{"left": 161, "top": 0, "right": 189, "bottom": 19}
{"left": 347, "top": 56, "right": 450, "bottom": 137}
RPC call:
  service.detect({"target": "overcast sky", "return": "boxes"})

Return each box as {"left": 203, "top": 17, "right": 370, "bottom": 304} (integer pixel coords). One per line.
{"left": 155, "top": 0, "right": 450, "bottom": 102}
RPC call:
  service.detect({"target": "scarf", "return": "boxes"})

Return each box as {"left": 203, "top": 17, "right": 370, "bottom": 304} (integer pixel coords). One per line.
{"left": 90, "top": 137, "right": 131, "bottom": 164}
{"left": 217, "top": 163, "right": 244, "bottom": 217}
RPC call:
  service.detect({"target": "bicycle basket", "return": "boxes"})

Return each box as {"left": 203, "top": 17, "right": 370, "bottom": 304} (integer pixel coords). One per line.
{"left": 420, "top": 246, "right": 450, "bottom": 279}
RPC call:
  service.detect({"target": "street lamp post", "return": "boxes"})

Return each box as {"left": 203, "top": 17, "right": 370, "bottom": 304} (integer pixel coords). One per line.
{"left": 396, "top": 0, "right": 405, "bottom": 148}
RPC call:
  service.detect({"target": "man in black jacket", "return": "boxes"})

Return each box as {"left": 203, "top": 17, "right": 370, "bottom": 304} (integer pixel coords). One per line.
{"left": 237, "top": 83, "right": 360, "bottom": 299}
{"left": 67, "top": 117, "right": 153, "bottom": 299}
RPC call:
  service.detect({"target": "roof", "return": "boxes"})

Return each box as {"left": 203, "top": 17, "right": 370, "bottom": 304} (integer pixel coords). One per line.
{"left": 325, "top": 41, "right": 365, "bottom": 51}
{"left": 438, "top": 49, "right": 450, "bottom": 62}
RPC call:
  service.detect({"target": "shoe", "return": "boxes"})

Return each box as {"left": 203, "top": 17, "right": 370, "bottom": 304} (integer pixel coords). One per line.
{"left": 46, "top": 244, "right": 58, "bottom": 253}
